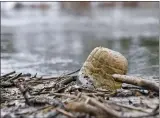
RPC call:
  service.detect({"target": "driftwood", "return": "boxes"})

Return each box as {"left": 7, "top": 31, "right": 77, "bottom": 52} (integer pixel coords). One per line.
{"left": 112, "top": 74, "right": 159, "bottom": 93}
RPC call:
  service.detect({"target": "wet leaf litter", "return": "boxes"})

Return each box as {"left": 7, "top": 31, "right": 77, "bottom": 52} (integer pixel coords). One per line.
{"left": 1, "top": 47, "right": 159, "bottom": 118}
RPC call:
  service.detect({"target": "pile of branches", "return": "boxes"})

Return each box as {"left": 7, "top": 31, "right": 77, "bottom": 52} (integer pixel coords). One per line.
{"left": 1, "top": 70, "right": 159, "bottom": 118}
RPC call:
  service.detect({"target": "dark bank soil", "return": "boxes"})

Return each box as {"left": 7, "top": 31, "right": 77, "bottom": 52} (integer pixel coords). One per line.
{"left": 1, "top": 71, "right": 159, "bottom": 118}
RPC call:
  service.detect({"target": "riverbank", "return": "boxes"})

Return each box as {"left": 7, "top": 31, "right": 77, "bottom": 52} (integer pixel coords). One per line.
{"left": 1, "top": 71, "right": 159, "bottom": 118}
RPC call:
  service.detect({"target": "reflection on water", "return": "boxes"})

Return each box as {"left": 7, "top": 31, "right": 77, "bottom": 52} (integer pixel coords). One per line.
{"left": 1, "top": 7, "right": 159, "bottom": 77}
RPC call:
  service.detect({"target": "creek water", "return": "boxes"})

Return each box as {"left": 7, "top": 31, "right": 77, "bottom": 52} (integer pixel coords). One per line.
{"left": 1, "top": 7, "right": 159, "bottom": 78}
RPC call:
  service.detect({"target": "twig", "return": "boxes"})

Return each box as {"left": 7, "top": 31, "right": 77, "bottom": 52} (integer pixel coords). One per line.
{"left": 96, "top": 88, "right": 112, "bottom": 93}
{"left": 66, "top": 69, "right": 80, "bottom": 76}
{"left": 1, "top": 71, "right": 16, "bottom": 77}
{"left": 66, "top": 102, "right": 105, "bottom": 116}
{"left": 1, "top": 81, "right": 14, "bottom": 88}
{"left": 7, "top": 73, "right": 22, "bottom": 82}
{"left": 33, "top": 73, "right": 37, "bottom": 78}
{"left": 53, "top": 84, "right": 70, "bottom": 93}
{"left": 109, "top": 102, "right": 151, "bottom": 113}
{"left": 58, "top": 76, "right": 77, "bottom": 85}
{"left": 49, "top": 93, "right": 77, "bottom": 99}
{"left": 15, "top": 80, "right": 48, "bottom": 106}
{"left": 82, "top": 95, "right": 121, "bottom": 118}
{"left": 77, "top": 86, "right": 99, "bottom": 93}
{"left": 121, "top": 111, "right": 159, "bottom": 118}
{"left": 41, "top": 76, "right": 63, "bottom": 80}
{"left": 84, "top": 92, "right": 108, "bottom": 97}
{"left": 14, "top": 81, "right": 31, "bottom": 106}
{"left": 20, "top": 73, "right": 32, "bottom": 77}
{"left": 82, "top": 95, "right": 159, "bottom": 118}
{"left": 56, "top": 108, "right": 76, "bottom": 118}
{"left": 112, "top": 74, "right": 159, "bottom": 93}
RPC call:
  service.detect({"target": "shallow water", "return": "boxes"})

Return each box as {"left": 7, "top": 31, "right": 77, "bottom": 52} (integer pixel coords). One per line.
{"left": 1, "top": 7, "right": 159, "bottom": 77}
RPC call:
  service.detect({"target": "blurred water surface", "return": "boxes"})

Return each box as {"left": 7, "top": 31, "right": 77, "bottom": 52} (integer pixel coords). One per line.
{"left": 1, "top": 6, "right": 159, "bottom": 77}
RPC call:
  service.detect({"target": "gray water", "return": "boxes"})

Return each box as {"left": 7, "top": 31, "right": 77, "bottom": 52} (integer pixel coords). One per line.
{"left": 1, "top": 7, "right": 159, "bottom": 77}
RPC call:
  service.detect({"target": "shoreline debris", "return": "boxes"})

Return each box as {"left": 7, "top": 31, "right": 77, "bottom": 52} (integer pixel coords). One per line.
{"left": 1, "top": 70, "right": 159, "bottom": 118}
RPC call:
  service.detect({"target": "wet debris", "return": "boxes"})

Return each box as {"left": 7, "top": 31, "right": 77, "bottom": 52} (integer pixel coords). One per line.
{"left": 1, "top": 71, "right": 159, "bottom": 118}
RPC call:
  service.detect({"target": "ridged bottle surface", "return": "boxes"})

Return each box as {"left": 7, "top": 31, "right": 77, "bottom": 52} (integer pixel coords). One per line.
{"left": 78, "top": 47, "right": 128, "bottom": 90}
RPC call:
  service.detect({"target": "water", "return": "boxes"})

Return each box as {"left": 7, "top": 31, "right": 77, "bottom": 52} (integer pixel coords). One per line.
{"left": 1, "top": 7, "right": 159, "bottom": 77}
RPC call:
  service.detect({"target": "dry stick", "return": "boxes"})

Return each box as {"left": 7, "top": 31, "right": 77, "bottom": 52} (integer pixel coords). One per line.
{"left": 82, "top": 95, "right": 158, "bottom": 118}
{"left": 41, "top": 76, "right": 64, "bottom": 81}
{"left": 112, "top": 74, "right": 159, "bottom": 93}
{"left": 15, "top": 81, "right": 48, "bottom": 106}
{"left": 56, "top": 108, "right": 76, "bottom": 118}
{"left": 78, "top": 87, "right": 108, "bottom": 93}
{"left": 33, "top": 82, "right": 57, "bottom": 95}
{"left": 7, "top": 73, "right": 22, "bottom": 82}
{"left": 50, "top": 93, "right": 120, "bottom": 117}
{"left": 82, "top": 95, "right": 121, "bottom": 118}
{"left": 84, "top": 92, "right": 108, "bottom": 97}
{"left": 54, "top": 84, "right": 70, "bottom": 93}
{"left": 121, "top": 111, "right": 159, "bottom": 118}
{"left": 108, "top": 102, "right": 151, "bottom": 113}
{"left": 66, "top": 102, "right": 105, "bottom": 116}
{"left": 14, "top": 81, "right": 31, "bottom": 106}
{"left": 58, "top": 76, "right": 77, "bottom": 85}
{"left": 50, "top": 93, "right": 77, "bottom": 99}
{"left": 1, "top": 73, "right": 22, "bottom": 87}
{"left": 96, "top": 88, "right": 112, "bottom": 93}
{"left": 32, "top": 73, "right": 37, "bottom": 78}
{"left": 1, "top": 71, "right": 16, "bottom": 77}
{"left": 40, "top": 75, "right": 77, "bottom": 82}
{"left": 66, "top": 69, "right": 80, "bottom": 76}
{"left": 1, "top": 81, "right": 14, "bottom": 88}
